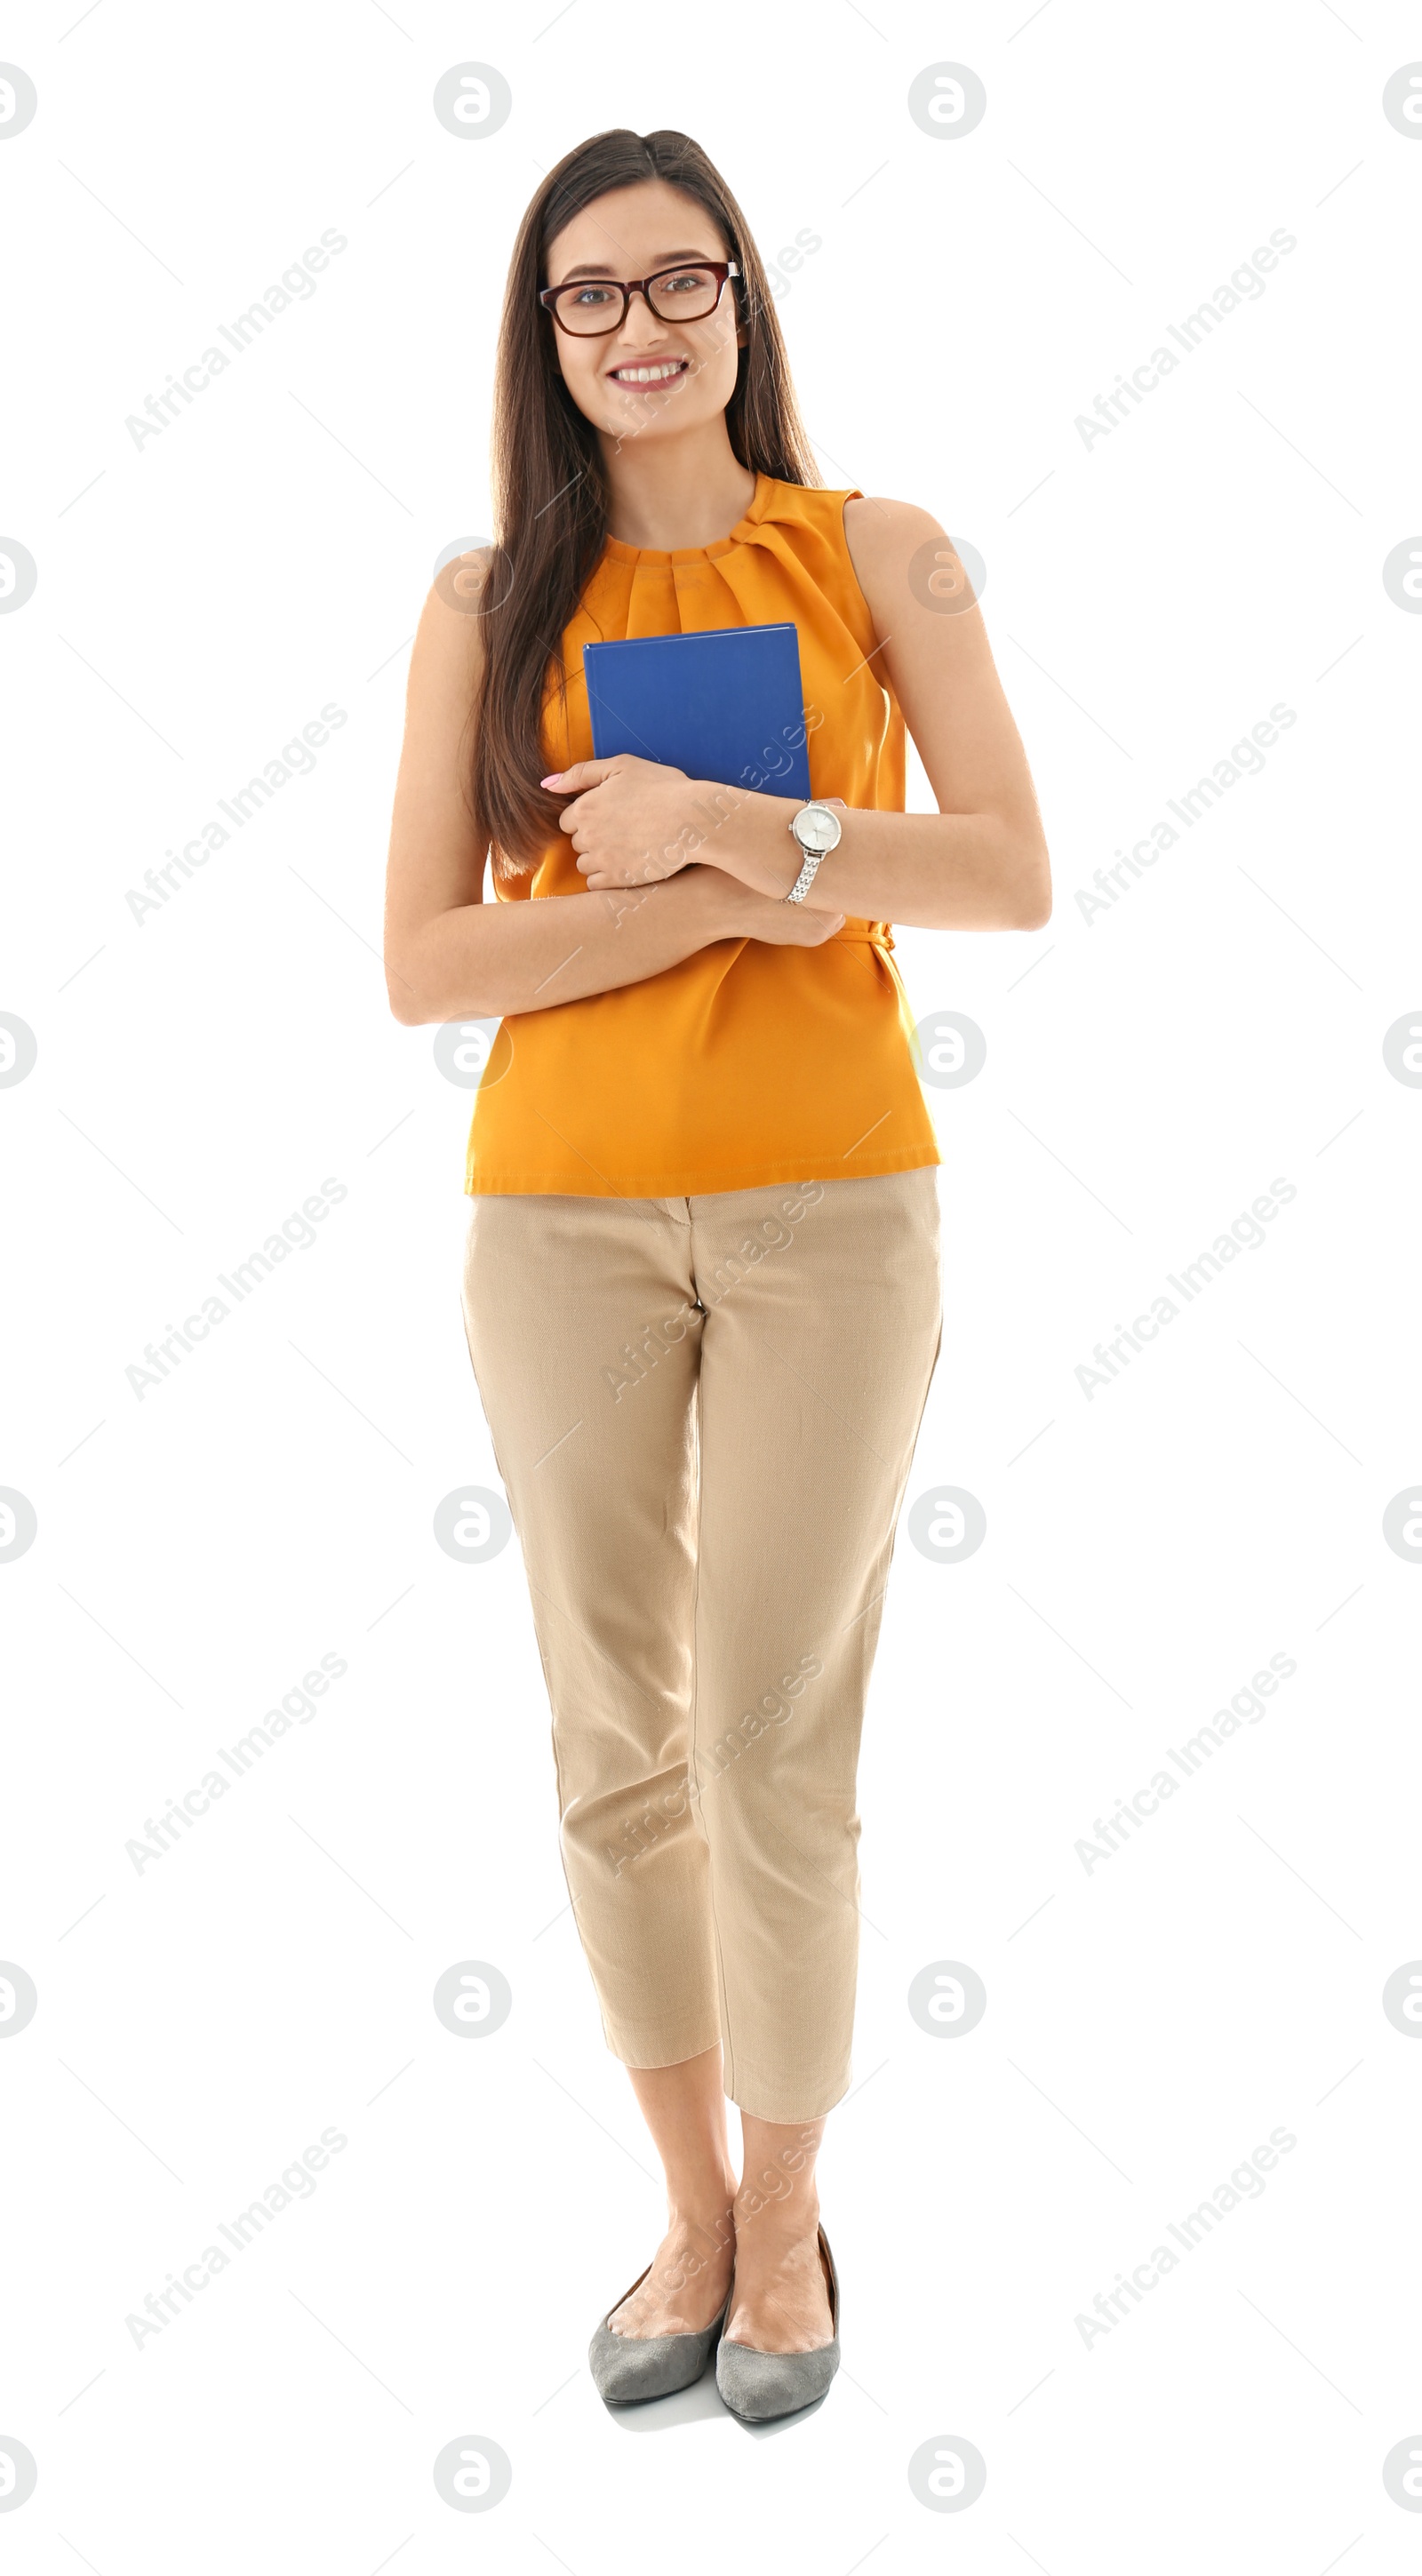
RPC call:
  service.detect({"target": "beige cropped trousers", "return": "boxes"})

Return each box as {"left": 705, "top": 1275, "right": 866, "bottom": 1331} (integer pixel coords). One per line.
{"left": 460, "top": 1166, "right": 941, "bottom": 2122}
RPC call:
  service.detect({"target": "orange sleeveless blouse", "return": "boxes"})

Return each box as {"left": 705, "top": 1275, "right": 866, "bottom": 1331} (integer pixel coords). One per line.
{"left": 465, "top": 473, "right": 940, "bottom": 1199}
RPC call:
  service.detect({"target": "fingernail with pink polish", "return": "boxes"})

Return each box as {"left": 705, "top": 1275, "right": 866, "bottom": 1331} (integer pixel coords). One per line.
{"left": 541, "top": 772, "right": 563, "bottom": 787}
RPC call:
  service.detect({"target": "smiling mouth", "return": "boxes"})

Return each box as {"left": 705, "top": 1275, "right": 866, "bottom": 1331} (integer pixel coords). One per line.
{"left": 606, "top": 357, "right": 690, "bottom": 387}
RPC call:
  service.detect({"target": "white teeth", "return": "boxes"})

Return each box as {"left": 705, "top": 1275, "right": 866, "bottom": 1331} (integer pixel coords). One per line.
{"left": 611, "top": 361, "right": 685, "bottom": 383}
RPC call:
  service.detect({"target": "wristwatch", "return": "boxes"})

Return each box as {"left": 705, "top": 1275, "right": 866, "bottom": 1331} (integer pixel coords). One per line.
{"left": 784, "top": 799, "right": 844, "bottom": 903}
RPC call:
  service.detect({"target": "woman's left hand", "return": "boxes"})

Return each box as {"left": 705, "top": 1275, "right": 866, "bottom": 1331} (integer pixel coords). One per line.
{"left": 544, "top": 754, "right": 710, "bottom": 890}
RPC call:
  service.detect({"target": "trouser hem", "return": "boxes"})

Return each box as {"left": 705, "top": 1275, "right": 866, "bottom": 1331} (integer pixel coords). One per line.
{"left": 723, "top": 2066, "right": 851, "bottom": 2124}
{"left": 604, "top": 2020, "right": 724, "bottom": 2074}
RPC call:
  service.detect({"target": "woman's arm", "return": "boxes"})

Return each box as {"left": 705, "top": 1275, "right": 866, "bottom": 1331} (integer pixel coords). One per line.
{"left": 553, "top": 500, "right": 1052, "bottom": 932}
{"left": 382, "top": 569, "right": 842, "bottom": 1025}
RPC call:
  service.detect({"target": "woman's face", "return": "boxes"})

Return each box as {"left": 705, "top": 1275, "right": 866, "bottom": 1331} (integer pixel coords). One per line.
{"left": 542, "top": 179, "right": 745, "bottom": 451}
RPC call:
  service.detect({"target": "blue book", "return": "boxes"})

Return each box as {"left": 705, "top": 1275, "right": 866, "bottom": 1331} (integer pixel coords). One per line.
{"left": 582, "top": 621, "right": 812, "bottom": 800}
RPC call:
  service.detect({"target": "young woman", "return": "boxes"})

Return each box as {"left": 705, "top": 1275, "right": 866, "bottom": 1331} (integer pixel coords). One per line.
{"left": 384, "top": 127, "right": 1050, "bottom": 2424}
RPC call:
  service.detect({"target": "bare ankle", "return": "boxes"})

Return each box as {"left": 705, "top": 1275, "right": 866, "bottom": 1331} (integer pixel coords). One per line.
{"left": 666, "top": 2156, "right": 735, "bottom": 2213}
{"left": 667, "top": 2189, "right": 735, "bottom": 2249}
{"left": 733, "top": 2183, "right": 820, "bottom": 2246}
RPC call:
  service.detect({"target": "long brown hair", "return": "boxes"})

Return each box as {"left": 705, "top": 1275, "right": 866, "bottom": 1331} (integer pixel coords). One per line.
{"left": 470, "top": 128, "right": 819, "bottom": 878}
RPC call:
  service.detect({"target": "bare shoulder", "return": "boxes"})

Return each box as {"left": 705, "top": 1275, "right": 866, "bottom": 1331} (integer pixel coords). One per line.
{"left": 430, "top": 543, "right": 500, "bottom": 623}
{"left": 843, "top": 492, "right": 945, "bottom": 548}
{"left": 841, "top": 496, "right": 979, "bottom": 631}
{"left": 842, "top": 492, "right": 949, "bottom": 572}
{"left": 408, "top": 545, "right": 499, "bottom": 708}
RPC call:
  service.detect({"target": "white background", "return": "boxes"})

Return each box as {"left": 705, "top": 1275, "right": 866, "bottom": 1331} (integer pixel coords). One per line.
{"left": 4, "top": 0, "right": 1421, "bottom": 2564}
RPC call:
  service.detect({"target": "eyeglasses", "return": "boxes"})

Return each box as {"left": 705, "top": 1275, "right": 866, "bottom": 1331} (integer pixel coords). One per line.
{"left": 539, "top": 260, "right": 740, "bottom": 338}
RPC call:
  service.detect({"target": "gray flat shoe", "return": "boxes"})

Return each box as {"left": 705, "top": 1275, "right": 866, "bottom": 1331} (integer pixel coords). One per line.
{"left": 587, "top": 2263, "right": 730, "bottom": 2405}
{"left": 715, "top": 2226, "right": 840, "bottom": 2423}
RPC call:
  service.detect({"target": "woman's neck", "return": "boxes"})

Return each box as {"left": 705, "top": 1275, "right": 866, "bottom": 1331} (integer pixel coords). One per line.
{"left": 599, "top": 426, "right": 758, "bottom": 553}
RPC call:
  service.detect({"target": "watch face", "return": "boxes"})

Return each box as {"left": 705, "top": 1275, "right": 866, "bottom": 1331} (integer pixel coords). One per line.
{"left": 800, "top": 804, "right": 839, "bottom": 852}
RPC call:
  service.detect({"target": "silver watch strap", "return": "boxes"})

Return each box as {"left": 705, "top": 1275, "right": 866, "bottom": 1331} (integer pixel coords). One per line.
{"left": 784, "top": 846, "right": 827, "bottom": 905}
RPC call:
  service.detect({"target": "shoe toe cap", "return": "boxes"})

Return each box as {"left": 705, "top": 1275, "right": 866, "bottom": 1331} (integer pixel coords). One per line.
{"left": 715, "top": 2335, "right": 840, "bottom": 2421}
{"left": 588, "top": 2319, "right": 718, "bottom": 2405}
